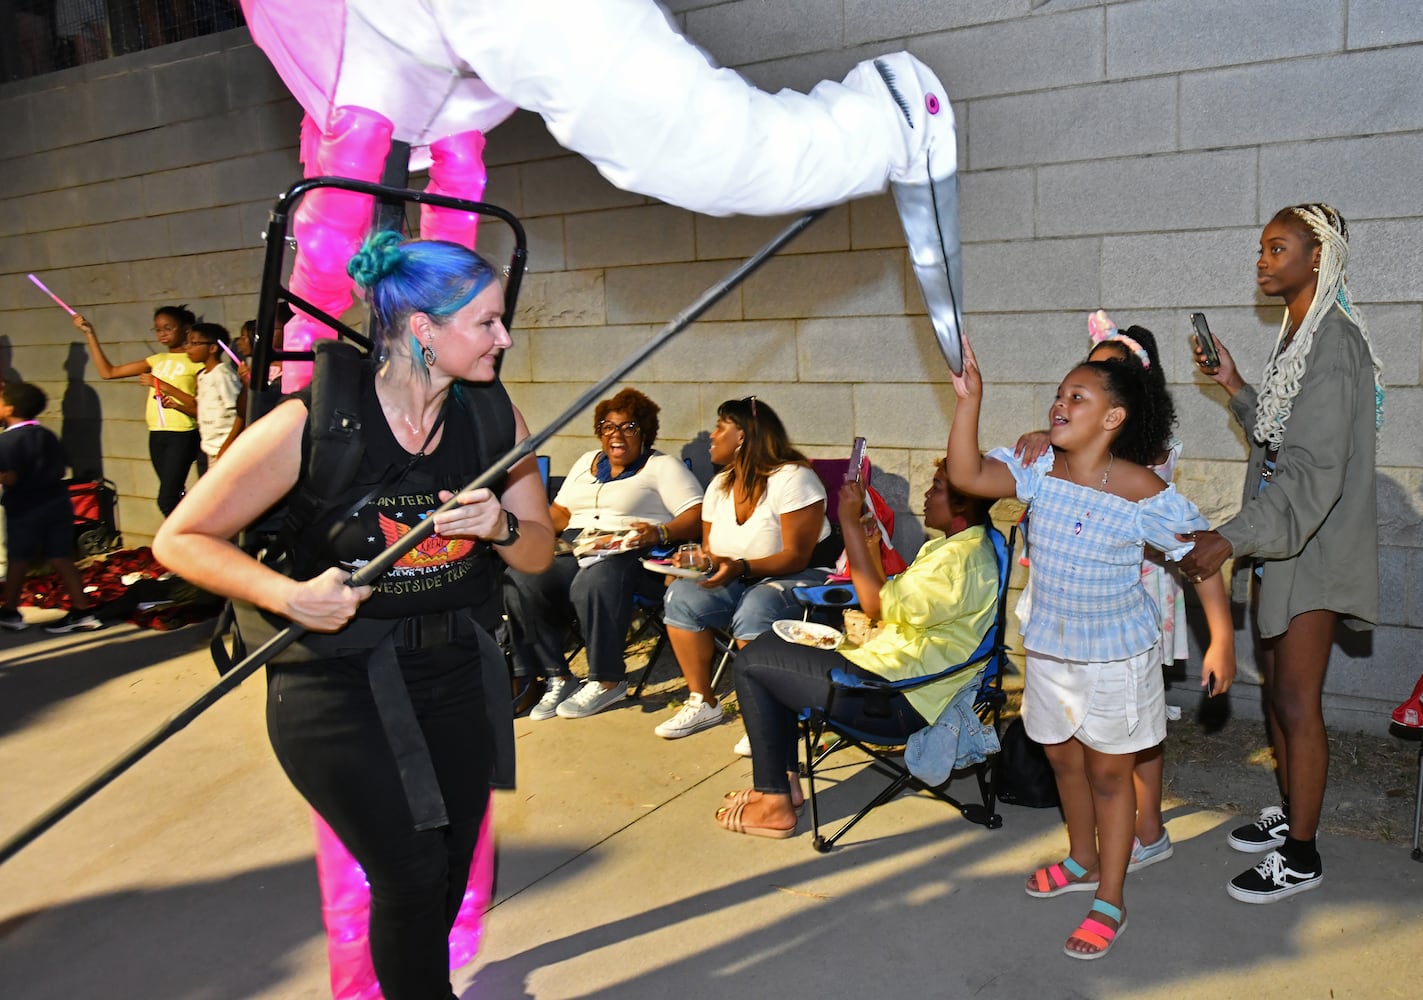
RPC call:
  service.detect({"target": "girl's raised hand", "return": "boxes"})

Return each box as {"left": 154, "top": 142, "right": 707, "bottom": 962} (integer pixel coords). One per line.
{"left": 949, "top": 332, "right": 982, "bottom": 399}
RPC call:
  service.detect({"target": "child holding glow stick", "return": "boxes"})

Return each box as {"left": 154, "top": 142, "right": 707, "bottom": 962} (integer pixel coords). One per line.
{"left": 74, "top": 306, "right": 203, "bottom": 514}
{"left": 177, "top": 322, "right": 244, "bottom": 465}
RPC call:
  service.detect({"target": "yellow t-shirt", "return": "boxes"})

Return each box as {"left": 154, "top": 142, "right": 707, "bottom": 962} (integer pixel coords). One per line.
{"left": 145, "top": 352, "right": 203, "bottom": 432}
{"left": 841, "top": 525, "right": 1000, "bottom": 724}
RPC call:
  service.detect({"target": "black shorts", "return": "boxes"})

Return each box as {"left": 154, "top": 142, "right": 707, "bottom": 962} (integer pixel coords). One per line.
{"left": 5, "top": 498, "right": 74, "bottom": 562}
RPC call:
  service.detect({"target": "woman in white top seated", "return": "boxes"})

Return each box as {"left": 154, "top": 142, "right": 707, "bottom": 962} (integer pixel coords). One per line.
{"left": 505, "top": 388, "right": 703, "bottom": 721}
{"left": 655, "top": 396, "right": 835, "bottom": 739}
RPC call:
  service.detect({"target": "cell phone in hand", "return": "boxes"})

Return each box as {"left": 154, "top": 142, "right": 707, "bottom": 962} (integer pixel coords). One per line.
{"left": 847, "top": 437, "right": 867, "bottom": 483}
{"left": 1190, "top": 312, "right": 1221, "bottom": 368}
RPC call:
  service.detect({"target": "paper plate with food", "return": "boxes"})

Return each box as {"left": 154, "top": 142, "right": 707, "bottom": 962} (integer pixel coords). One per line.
{"left": 772, "top": 619, "right": 845, "bottom": 650}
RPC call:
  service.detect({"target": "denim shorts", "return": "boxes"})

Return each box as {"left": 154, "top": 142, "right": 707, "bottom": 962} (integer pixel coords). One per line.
{"left": 661, "top": 569, "right": 830, "bottom": 641}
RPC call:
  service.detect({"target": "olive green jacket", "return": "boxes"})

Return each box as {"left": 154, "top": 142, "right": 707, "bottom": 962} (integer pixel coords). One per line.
{"left": 1217, "top": 305, "right": 1378, "bottom": 639}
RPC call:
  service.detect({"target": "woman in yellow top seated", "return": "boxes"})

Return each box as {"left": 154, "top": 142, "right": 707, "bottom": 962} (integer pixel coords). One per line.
{"left": 716, "top": 458, "right": 999, "bottom": 838}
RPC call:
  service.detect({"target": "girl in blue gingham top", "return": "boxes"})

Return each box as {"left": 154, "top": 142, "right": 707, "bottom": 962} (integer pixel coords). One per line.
{"left": 992, "top": 451, "right": 1195, "bottom": 663}
{"left": 947, "top": 335, "right": 1235, "bottom": 962}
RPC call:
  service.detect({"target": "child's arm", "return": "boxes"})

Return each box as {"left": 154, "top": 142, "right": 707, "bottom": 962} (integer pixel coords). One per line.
{"left": 218, "top": 407, "right": 247, "bottom": 459}
{"left": 1192, "top": 571, "right": 1236, "bottom": 695}
{"left": 946, "top": 334, "right": 1017, "bottom": 499}
{"left": 145, "top": 376, "right": 196, "bottom": 413}
{"left": 74, "top": 314, "right": 151, "bottom": 380}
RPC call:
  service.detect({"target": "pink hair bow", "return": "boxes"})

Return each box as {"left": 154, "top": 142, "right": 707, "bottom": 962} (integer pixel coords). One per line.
{"left": 1087, "top": 309, "right": 1150, "bottom": 369}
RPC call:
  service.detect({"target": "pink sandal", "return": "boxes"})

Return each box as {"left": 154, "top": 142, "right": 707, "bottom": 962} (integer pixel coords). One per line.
{"left": 1064, "top": 898, "right": 1127, "bottom": 960}
{"left": 1026, "top": 856, "right": 1099, "bottom": 897}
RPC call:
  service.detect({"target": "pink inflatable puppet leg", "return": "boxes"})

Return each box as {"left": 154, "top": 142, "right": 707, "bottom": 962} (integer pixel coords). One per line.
{"left": 420, "top": 131, "right": 488, "bottom": 250}
{"left": 313, "top": 794, "right": 496, "bottom": 998}
{"left": 282, "top": 105, "right": 394, "bottom": 391}
{"left": 312, "top": 811, "right": 383, "bottom": 1000}
{"left": 447, "top": 793, "right": 496, "bottom": 970}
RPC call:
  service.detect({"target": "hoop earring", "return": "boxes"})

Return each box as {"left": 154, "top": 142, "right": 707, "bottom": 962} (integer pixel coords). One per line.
{"left": 421, "top": 342, "right": 437, "bottom": 367}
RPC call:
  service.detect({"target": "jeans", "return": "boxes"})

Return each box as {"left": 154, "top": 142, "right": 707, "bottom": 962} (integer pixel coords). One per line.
{"left": 504, "top": 552, "right": 667, "bottom": 683}
{"left": 148, "top": 429, "right": 200, "bottom": 516}
{"left": 267, "top": 645, "right": 492, "bottom": 1000}
{"left": 735, "top": 633, "right": 925, "bottom": 794}
{"left": 661, "top": 569, "right": 831, "bottom": 641}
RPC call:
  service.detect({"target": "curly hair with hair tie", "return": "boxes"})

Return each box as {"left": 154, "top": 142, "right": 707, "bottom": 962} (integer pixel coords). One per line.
{"left": 1080, "top": 359, "right": 1169, "bottom": 467}
{"left": 1086, "top": 322, "right": 1176, "bottom": 458}
{"left": 1254, "top": 203, "right": 1385, "bottom": 448}
{"left": 346, "top": 230, "right": 498, "bottom": 374}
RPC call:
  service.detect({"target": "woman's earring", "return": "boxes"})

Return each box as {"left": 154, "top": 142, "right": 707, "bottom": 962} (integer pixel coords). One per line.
{"left": 421, "top": 342, "right": 437, "bottom": 367}
{"left": 1312, "top": 266, "right": 1319, "bottom": 273}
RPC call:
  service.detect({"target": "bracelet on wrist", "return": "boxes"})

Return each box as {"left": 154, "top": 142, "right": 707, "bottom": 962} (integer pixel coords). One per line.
{"left": 657, "top": 523, "right": 669, "bottom": 545}
{"left": 739, "top": 558, "right": 752, "bottom": 580}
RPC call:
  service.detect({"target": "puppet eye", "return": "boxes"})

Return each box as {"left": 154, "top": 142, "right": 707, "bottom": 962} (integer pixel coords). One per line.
{"left": 925, "top": 94, "right": 941, "bottom": 115}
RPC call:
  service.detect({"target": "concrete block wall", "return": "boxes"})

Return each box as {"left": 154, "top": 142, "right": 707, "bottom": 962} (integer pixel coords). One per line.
{"left": 1, "top": 2, "right": 1419, "bottom": 723}
{"left": 0, "top": 31, "right": 300, "bottom": 546}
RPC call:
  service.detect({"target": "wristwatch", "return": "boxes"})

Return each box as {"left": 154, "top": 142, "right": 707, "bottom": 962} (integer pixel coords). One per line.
{"left": 491, "top": 508, "right": 520, "bottom": 547}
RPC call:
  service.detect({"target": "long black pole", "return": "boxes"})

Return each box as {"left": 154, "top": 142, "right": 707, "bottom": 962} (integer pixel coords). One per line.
{"left": 0, "top": 208, "right": 825, "bottom": 867}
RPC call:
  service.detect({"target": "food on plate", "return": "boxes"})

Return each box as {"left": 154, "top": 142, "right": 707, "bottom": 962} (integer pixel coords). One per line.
{"left": 779, "top": 621, "right": 842, "bottom": 649}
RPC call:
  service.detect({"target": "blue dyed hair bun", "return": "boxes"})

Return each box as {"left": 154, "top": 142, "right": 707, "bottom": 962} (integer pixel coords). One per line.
{"left": 347, "top": 229, "right": 407, "bottom": 288}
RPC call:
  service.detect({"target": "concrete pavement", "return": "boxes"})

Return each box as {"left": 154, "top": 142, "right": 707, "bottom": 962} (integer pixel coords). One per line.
{"left": 2, "top": 619, "right": 1420, "bottom": 999}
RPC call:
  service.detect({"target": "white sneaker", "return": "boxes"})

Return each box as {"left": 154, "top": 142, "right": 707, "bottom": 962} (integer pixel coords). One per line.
{"left": 556, "top": 680, "right": 628, "bottom": 719}
{"left": 529, "top": 677, "right": 575, "bottom": 721}
{"left": 654, "top": 693, "right": 724, "bottom": 739}
{"left": 733, "top": 732, "right": 752, "bottom": 757}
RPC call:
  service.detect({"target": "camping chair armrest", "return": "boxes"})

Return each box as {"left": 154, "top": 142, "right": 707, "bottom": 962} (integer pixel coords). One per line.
{"left": 827, "top": 667, "right": 898, "bottom": 693}
{"left": 794, "top": 583, "right": 861, "bottom": 609}
{"left": 827, "top": 623, "right": 997, "bottom": 698}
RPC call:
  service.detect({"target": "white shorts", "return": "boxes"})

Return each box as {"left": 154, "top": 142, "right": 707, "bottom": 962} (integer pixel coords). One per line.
{"left": 1021, "top": 646, "right": 1165, "bottom": 754}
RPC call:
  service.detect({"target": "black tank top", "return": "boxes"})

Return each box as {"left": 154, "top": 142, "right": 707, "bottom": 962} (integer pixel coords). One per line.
{"left": 314, "top": 372, "right": 512, "bottom": 621}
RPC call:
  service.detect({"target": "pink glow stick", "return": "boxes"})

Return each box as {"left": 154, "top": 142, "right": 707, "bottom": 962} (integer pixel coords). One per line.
{"left": 27, "top": 273, "right": 77, "bottom": 315}
{"left": 217, "top": 339, "right": 243, "bottom": 366}
{"left": 154, "top": 392, "right": 167, "bottom": 427}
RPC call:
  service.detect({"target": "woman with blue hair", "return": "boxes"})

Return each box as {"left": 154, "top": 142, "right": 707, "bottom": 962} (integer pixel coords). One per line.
{"left": 155, "top": 230, "right": 553, "bottom": 999}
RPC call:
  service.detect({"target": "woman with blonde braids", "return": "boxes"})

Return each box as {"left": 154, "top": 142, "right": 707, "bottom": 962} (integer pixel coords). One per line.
{"left": 1181, "top": 203, "right": 1384, "bottom": 904}
{"left": 655, "top": 397, "right": 835, "bottom": 739}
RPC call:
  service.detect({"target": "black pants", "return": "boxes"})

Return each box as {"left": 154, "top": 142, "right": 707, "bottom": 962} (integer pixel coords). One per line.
{"left": 148, "top": 429, "right": 200, "bottom": 516}
{"left": 736, "top": 633, "right": 926, "bottom": 794}
{"left": 504, "top": 551, "right": 666, "bottom": 683}
{"left": 267, "top": 645, "right": 493, "bottom": 1000}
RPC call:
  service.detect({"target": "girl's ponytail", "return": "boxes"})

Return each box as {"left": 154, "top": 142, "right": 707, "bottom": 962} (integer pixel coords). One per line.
{"left": 1087, "top": 359, "right": 1170, "bottom": 466}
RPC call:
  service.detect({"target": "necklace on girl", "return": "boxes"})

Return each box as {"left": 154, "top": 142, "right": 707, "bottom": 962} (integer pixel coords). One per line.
{"left": 1062, "top": 453, "right": 1113, "bottom": 535}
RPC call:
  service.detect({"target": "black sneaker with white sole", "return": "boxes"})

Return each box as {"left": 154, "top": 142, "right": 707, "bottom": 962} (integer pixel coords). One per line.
{"left": 1227, "top": 850, "right": 1322, "bottom": 904}
{"left": 43, "top": 610, "right": 104, "bottom": 634}
{"left": 1227, "top": 805, "right": 1289, "bottom": 853}
{"left": 0, "top": 606, "right": 28, "bottom": 631}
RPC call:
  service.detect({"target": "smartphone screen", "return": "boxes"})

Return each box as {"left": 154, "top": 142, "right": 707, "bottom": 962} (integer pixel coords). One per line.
{"left": 1191, "top": 312, "right": 1221, "bottom": 368}
{"left": 847, "top": 436, "right": 867, "bottom": 483}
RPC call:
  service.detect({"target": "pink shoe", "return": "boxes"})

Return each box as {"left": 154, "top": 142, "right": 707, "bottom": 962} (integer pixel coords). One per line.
{"left": 1391, "top": 672, "right": 1423, "bottom": 728}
